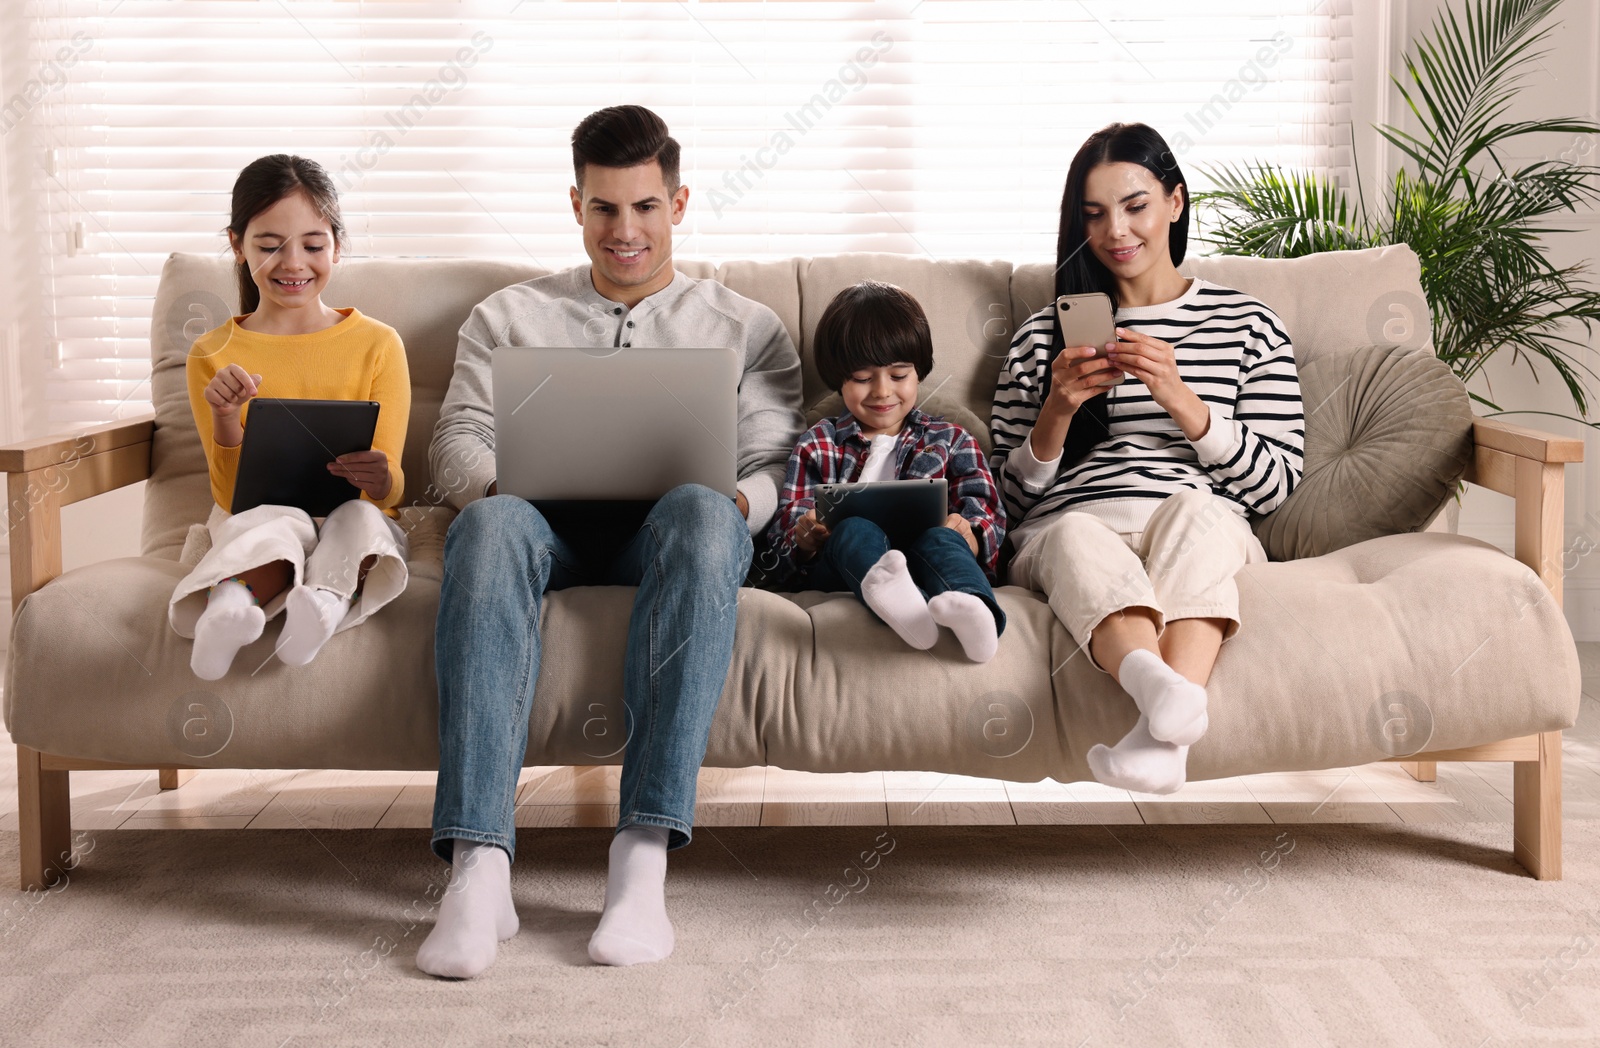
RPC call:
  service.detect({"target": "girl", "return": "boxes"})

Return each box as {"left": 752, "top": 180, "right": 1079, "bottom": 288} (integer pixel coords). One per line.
{"left": 765, "top": 281, "right": 1006, "bottom": 663}
{"left": 990, "top": 123, "right": 1304, "bottom": 793}
{"left": 169, "top": 154, "right": 412, "bottom": 680}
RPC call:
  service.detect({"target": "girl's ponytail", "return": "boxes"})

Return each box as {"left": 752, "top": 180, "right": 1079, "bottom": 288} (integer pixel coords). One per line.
{"left": 227, "top": 155, "right": 345, "bottom": 314}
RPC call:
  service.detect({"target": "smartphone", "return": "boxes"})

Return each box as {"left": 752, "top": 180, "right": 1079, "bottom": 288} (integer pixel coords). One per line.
{"left": 1055, "top": 292, "right": 1117, "bottom": 359}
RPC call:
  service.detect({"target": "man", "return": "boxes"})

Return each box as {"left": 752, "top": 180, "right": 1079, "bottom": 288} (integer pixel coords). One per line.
{"left": 416, "top": 105, "right": 803, "bottom": 978}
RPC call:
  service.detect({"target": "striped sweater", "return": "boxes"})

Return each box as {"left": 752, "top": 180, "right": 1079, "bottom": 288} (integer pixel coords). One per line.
{"left": 989, "top": 278, "right": 1304, "bottom": 549}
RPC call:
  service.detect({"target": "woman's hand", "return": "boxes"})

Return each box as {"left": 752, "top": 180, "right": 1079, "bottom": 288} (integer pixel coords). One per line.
{"left": 329, "top": 449, "right": 392, "bottom": 501}
{"left": 794, "top": 508, "right": 831, "bottom": 557}
{"left": 943, "top": 512, "right": 978, "bottom": 556}
{"left": 203, "top": 364, "right": 261, "bottom": 448}
{"left": 1030, "top": 346, "right": 1124, "bottom": 462}
{"left": 1106, "top": 328, "right": 1210, "bottom": 441}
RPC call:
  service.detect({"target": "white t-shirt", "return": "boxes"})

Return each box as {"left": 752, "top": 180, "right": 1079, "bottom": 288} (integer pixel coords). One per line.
{"left": 856, "top": 434, "right": 899, "bottom": 483}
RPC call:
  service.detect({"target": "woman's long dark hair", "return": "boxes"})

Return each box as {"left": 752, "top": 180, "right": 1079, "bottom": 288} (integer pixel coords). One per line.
{"left": 1051, "top": 123, "right": 1189, "bottom": 467}
{"left": 227, "top": 155, "right": 345, "bottom": 314}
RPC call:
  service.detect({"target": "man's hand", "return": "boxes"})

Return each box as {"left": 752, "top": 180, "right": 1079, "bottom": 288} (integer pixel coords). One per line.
{"left": 943, "top": 512, "right": 978, "bottom": 556}
{"left": 328, "top": 450, "right": 392, "bottom": 501}
{"left": 794, "top": 508, "right": 831, "bottom": 556}
{"left": 735, "top": 490, "right": 748, "bottom": 518}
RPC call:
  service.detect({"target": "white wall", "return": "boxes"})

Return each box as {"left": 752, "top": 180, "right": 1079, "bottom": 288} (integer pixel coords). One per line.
{"left": 1394, "top": 0, "right": 1600, "bottom": 636}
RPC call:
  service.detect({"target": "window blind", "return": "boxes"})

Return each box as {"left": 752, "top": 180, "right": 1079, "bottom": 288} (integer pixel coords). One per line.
{"left": 7, "top": 0, "right": 1350, "bottom": 433}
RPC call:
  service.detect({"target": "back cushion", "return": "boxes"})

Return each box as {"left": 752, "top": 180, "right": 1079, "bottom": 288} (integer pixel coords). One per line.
{"left": 1251, "top": 344, "right": 1473, "bottom": 559}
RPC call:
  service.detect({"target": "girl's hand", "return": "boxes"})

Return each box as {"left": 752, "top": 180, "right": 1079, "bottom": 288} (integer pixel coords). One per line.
{"left": 943, "top": 512, "right": 978, "bottom": 556}
{"left": 1105, "top": 328, "right": 1210, "bottom": 441}
{"left": 204, "top": 364, "right": 261, "bottom": 418}
{"left": 329, "top": 450, "right": 392, "bottom": 501}
{"left": 204, "top": 364, "right": 261, "bottom": 448}
{"left": 795, "top": 508, "right": 831, "bottom": 556}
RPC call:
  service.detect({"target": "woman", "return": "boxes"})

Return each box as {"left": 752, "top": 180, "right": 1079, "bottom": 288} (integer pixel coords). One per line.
{"left": 989, "top": 122, "right": 1304, "bottom": 794}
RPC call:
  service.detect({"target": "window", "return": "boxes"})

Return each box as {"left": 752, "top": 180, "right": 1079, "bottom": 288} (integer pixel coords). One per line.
{"left": 5, "top": 0, "right": 1349, "bottom": 433}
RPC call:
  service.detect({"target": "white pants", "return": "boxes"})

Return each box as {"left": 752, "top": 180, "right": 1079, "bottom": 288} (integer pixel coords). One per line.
{"left": 1007, "top": 488, "right": 1267, "bottom": 670}
{"left": 169, "top": 500, "right": 409, "bottom": 639}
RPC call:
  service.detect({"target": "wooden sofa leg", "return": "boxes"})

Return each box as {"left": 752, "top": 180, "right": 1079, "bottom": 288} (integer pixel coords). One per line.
{"left": 1513, "top": 731, "right": 1562, "bottom": 881}
{"left": 158, "top": 768, "right": 195, "bottom": 790}
{"left": 17, "top": 745, "right": 72, "bottom": 891}
{"left": 1400, "top": 761, "right": 1437, "bottom": 782}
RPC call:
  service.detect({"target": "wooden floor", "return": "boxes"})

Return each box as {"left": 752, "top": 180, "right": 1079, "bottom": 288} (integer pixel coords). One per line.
{"left": 3, "top": 646, "right": 1598, "bottom": 835}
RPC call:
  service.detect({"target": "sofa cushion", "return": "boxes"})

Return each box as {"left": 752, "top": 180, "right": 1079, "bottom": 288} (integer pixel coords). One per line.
{"left": 6, "top": 533, "right": 1577, "bottom": 784}
{"left": 1252, "top": 344, "right": 1474, "bottom": 560}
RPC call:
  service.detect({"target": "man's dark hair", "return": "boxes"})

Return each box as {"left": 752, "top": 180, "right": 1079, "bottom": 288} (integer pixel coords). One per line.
{"left": 813, "top": 282, "right": 935, "bottom": 393}
{"left": 571, "top": 105, "right": 681, "bottom": 193}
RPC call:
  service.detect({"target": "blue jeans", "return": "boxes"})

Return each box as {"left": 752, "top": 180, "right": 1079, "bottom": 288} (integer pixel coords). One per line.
{"left": 802, "top": 516, "right": 1006, "bottom": 634}
{"left": 430, "top": 484, "right": 753, "bottom": 862}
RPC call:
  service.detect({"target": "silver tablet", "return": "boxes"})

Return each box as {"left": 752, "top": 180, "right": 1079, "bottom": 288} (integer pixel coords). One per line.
{"left": 492, "top": 345, "right": 740, "bottom": 501}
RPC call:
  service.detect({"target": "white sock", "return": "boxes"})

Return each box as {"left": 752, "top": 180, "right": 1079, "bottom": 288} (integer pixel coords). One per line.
{"left": 1086, "top": 714, "right": 1190, "bottom": 795}
{"left": 860, "top": 549, "right": 938, "bottom": 650}
{"left": 416, "top": 840, "right": 519, "bottom": 979}
{"left": 190, "top": 579, "right": 265, "bottom": 681}
{"left": 927, "top": 591, "right": 1000, "bottom": 663}
{"left": 1117, "top": 648, "right": 1209, "bottom": 746}
{"left": 588, "top": 826, "right": 674, "bottom": 967}
{"left": 277, "top": 585, "right": 351, "bottom": 668}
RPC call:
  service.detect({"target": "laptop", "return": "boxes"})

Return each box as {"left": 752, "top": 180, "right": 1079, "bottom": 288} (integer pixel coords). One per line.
{"left": 492, "top": 345, "right": 740, "bottom": 501}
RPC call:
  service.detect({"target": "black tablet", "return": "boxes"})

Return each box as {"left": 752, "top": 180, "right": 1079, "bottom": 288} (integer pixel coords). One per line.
{"left": 815, "top": 478, "right": 949, "bottom": 546}
{"left": 230, "top": 398, "right": 381, "bottom": 516}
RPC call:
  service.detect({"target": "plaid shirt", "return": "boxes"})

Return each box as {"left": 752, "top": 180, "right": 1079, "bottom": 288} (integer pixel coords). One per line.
{"left": 761, "top": 407, "right": 1006, "bottom": 585}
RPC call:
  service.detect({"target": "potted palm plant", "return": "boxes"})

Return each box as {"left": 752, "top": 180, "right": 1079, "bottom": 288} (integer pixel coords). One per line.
{"left": 1195, "top": 0, "right": 1600, "bottom": 425}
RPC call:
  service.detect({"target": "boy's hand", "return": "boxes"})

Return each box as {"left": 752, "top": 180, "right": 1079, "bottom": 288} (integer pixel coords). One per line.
{"left": 795, "top": 508, "right": 831, "bottom": 556}
{"left": 329, "top": 450, "right": 392, "bottom": 501}
{"left": 944, "top": 512, "right": 978, "bottom": 556}
{"left": 204, "top": 364, "right": 261, "bottom": 418}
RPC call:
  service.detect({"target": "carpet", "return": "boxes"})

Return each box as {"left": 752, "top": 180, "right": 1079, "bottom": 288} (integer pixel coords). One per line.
{"left": 2, "top": 819, "right": 1598, "bottom": 1047}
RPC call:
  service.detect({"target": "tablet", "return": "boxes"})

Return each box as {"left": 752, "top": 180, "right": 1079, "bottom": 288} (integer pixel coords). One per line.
{"left": 815, "top": 478, "right": 949, "bottom": 545}
{"left": 230, "top": 398, "right": 382, "bottom": 517}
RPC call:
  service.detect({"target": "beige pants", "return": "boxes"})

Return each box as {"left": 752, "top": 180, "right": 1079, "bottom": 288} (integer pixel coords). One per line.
{"left": 1007, "top": 488, "right": 1267, "bottom": 669}
{"left": 169, "top": 500, "right": 409, "bottom": 638}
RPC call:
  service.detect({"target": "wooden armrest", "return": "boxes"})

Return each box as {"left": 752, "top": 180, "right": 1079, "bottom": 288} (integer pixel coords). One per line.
{"left": 1461, "top": 416, "right": 1582, "bottom": 608}
{"left": 1472, "top": 417, "right": 1584, "bottom": 464}
{"left": 6, "top": 413, "right": 156, "bottom": 610}
{"left": 0, "top": 413, "right": 155, "bottom": 474}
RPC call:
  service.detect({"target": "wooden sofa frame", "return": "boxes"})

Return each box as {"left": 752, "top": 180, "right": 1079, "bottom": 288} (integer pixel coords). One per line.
{"left": 2, "top": 414, "right": 1583, "bottom": 890}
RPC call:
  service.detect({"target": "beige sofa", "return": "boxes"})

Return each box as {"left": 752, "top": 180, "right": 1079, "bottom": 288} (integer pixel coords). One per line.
{"left": 3, "top": 245, "right": 1582, "bottom": 891}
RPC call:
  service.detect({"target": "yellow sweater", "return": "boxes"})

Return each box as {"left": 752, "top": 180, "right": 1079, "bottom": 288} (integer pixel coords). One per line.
{"left": 186, "top": 307, "right": 411, "bottom": 516}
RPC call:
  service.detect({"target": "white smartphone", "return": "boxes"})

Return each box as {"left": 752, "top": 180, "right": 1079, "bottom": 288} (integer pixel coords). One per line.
{"left": 1055, "top": 292, "right": 1117, "bottom": 359}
